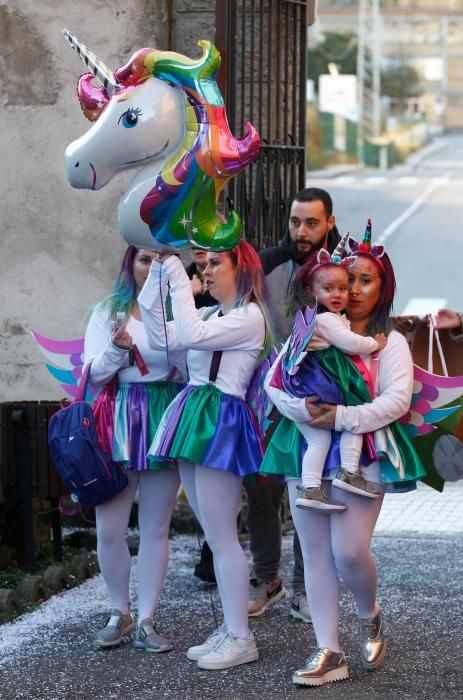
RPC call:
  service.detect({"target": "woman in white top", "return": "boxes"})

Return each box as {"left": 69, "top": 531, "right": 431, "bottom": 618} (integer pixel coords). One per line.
{"left": 262, "top": 235, "right": 425, "bottom": 687}
{"left": 138, "top": 240, "right": 273, "bottom": 671}
{"left": 84, "top": 246, "right": 185, "bottom": 653}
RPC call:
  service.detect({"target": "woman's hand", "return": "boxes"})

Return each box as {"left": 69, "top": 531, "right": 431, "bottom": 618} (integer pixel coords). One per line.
{"left": 308, "top": 403, "right": 337, "bottom": 429}
{"left": 433, "top": 308, "right": 462, "bottom": 332}
{"left": 305, "top": 396, "right": 328, "bottom": 419}
{"left": 191, "top": 274, "right": 204, "bottom": 296}
{"left": 111, "top": 325, "right": 133, "bottom": 350}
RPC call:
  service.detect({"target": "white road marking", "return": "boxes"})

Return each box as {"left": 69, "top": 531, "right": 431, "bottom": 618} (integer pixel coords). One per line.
{"left": 398, "top": 176, "right": 418, "bottom": 184}
{"left": 335, "top": 176, "right": 355, "bottom": 184}
{"left": 400, "top": 297, "right": 447, "bottom": 316}
{"left": 377, "top": 174, "right": 450, "bottom": 245}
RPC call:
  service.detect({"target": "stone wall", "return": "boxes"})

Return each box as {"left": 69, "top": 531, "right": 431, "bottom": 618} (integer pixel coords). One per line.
{"left": 0, "top": 1, "right": 215, "bottom": 401}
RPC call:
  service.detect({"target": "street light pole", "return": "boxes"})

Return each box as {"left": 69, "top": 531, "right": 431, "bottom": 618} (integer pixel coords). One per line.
{"left": 357, "top": 0, "right": 381, "bottom": 164}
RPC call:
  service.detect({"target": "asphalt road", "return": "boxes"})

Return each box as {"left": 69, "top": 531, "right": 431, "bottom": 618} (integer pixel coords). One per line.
{"left": 308, "top": 133, "right": 463, "bottom": 316}
{"left": 0, "top": 532, "right": 462, "bottom": 700}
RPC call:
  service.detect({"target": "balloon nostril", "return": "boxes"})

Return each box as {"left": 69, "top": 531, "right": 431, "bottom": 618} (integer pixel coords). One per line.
{"left": 75, "top": 162, "right": 79, "bottom": 167}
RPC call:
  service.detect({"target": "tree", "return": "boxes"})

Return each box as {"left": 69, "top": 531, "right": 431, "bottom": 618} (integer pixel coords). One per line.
{"left": 308, "top": 31, "right": 357, "bottom": 90}
{"left": 381, "top": 62, "right": 422, "bottom": 111}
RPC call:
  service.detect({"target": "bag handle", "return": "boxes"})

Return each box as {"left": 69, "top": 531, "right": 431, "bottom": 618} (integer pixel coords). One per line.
{"left": 428, "top": 316, "right": 449, "bottom": 377}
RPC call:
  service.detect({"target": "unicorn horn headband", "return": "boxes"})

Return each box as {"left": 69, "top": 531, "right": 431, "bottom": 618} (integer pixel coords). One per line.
{"left": 349, "top": 219, "right": 385, "bottom": 268}
{"left": 315, "top": 232, "right": 356, "bottom": 269}
{"left": 63, "top": 29, "right": 121, "bottom": 95}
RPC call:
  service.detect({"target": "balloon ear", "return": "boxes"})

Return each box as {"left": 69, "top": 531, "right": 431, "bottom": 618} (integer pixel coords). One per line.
{"left": 316, "top": 248, "right": 332, "bottom": 265}
{"left": 348, "top": 237, "right": 359, "bottom": 252}
{"left": 372, "top": 244, "right": 385, "bottom": 258}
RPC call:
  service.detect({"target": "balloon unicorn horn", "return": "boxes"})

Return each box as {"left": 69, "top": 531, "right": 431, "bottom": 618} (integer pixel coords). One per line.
{"left": 64, "top": 32, "right": 260, "bottom": 251}
{"left": 62, "top": 28, "right": 120, "bottom": 95}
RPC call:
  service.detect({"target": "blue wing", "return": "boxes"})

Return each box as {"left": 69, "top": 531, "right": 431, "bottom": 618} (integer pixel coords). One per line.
{"left": 283, "top": 305, "right": 317, "bottom": 376}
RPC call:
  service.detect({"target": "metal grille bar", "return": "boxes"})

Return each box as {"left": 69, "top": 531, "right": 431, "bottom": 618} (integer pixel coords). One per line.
{"left": 216, "top": 0, "right": 308, "bottom": 249}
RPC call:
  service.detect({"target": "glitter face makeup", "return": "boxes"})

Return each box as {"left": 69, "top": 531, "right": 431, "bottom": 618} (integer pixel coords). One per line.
{"left": 347, "top": 256, "right": 383, "bottom": 320}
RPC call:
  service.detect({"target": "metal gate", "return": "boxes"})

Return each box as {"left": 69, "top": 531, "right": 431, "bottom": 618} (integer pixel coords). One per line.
{"left": 216, "top": 0, "right": 308, "bottom": 249}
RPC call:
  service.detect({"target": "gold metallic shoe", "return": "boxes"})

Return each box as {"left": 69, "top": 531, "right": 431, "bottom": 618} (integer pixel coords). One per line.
{"left": 292, "top": 647, "right": 349, "bottom": 686}
{"left": 359, "top": 608, "right": 387, "bottom": 669}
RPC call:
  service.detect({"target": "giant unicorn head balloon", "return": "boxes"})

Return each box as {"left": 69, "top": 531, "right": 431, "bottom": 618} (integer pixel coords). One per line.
{"left": 63, "top": 30, "right": 260, "bottom": 251}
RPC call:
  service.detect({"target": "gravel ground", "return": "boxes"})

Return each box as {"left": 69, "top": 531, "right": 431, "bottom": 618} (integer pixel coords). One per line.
{"left": 0, "top": 531, "right": 462, "bottom": 700}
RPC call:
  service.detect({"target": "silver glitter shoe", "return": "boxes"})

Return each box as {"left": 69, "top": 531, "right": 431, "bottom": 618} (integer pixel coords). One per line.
{"left": 95, "top": 609, "right": 135, "bottom": 648}
{"left": 295, "top": 484, "right": 347, "bottom": 512}
{"left": 133, "top": 618, "right": 174, "bottom": 653}
{"left": 332, "top": 468, "right": 381, "bottom": 498}
{"left": 359, "top": 608, "right": 387, "bottom": 669}
{"left": 292, "top": 647, "right": 349, "bottom": 686}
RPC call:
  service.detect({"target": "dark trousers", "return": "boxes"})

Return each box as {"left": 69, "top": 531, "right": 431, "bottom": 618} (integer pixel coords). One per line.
{"left": 244, "top": 478, "right": 305, "bottom": 593}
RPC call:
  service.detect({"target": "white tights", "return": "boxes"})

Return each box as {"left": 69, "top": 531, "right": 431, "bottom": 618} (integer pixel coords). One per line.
{"left": 296, "top": 423, "right": 363, "bottom": 488}
{"left": 179, "top": 461, "right": 250, "bottom": 639}
{"left": 95, "top": 468, "right": 180, "bottom": 622}
{"left": 288, "top": 479, "right": 383, "bottom": 652}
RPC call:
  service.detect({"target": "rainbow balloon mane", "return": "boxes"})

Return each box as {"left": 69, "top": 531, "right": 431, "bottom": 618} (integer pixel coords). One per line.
{"left": 64, "top": 30, "right": 260, "bottom": 251}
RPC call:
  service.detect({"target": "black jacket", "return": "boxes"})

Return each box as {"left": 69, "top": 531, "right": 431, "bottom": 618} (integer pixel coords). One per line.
{"left": 259, "top": 226, "right": 341, "bottom": 344}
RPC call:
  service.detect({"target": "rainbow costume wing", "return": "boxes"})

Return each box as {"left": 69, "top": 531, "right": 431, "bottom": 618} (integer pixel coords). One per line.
{"left": 399, "top": 364, "right": 463, "bottom": 438}
{"left": 283, "top": 305, "right": 317, "bottom": 376}
{"left": 31, "top": 331, "right": 98, "bottom": 400}
{"left": 246, "top": 347, "right": 278, "bottom": 437}
{"left": 399, "top": 364, "right": 463, "bottom": 486}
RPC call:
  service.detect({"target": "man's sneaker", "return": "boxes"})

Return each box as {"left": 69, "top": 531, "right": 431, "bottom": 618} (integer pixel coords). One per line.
{"left": 332, "top": 468, "right": 381, "bottom": 498}
{"left": 186, "top": 623, "right": 227, "bottom": 661}
{"left": 290, "top": 592, "right": 312, "bottom": 624}
{"left": 359, "top": 608, "right": 387, "bottom": 669}
{"left": 197, "top": 630, "right": 259, "bottom": 670}
{"left": 95, "top": 609, "right": 135, "bottom": 648}
{"left": 248, "top": 576, "right": 286, "bottom": 617}
{"left": 295, "top": 485, "right": 347, "bottom": 512}
{"left": 292, "top": 647, "right": 349, "bottom": 686}
{"left": 133, "top": 618, "right": 174, "bottom": 653}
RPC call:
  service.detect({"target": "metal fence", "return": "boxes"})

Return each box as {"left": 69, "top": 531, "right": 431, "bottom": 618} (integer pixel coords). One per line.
{"left": 216, "top": 0, "right": 308, "bottom": 250}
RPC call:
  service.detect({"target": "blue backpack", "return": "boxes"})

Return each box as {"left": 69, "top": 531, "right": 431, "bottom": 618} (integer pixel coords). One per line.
{"left": 48, "top": 364, "right": 128, "bottom": 507}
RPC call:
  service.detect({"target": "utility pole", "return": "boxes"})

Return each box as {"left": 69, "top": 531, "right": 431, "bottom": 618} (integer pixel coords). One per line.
{"left": 357, "top": 0, "right": 381, "bottom": 164}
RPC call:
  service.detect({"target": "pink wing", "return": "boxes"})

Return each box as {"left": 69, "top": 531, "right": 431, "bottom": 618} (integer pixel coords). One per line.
{"left": 31, "top": 331, "right": 97, "bottom": 399}
{"left": 400, "top": 364, "right": 463, "bottom": 438}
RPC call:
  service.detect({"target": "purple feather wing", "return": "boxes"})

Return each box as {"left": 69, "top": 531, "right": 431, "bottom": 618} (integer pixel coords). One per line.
{"left": 283, "top": 305, "right": 317, "bottom": 376}
{"left": 246, "top": 347, "right": 278, "bottom": 437}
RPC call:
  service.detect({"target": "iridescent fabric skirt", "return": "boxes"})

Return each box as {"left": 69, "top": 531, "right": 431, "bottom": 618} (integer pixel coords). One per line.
{"left": 148, "top": 383, "right": 263, "bottom": 477}
{"left": 93, "top": 381, "right": 181, "bottom": 471}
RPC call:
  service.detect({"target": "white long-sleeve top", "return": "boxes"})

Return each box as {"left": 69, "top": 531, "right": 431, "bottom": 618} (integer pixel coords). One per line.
{"left": 138, "top": 256, "right": 266, "bottom": 400}
{"left": 265, "top": 330, "right": 413, "bottom": 432}
{"left": 308, "top": 312, "right": 379, "bottom": 354}
{"left": 265, "top": 330, "right": 414, "bottom": 482}
{"left": 84, "top": 303, "right": 186, "bottom": 386}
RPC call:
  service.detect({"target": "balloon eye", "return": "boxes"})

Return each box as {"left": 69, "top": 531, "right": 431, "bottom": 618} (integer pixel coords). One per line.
{"left": 119, "top": 107, "right": 141, "bottom": 128}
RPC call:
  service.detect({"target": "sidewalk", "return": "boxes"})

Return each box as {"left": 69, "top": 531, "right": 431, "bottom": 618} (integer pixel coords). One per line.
{"left": 306, "top": 136, "right": 450, "bottom": 180}
{"left": 376, "top": 479, "right": 463, "bottom": 536}
{"left": 0, "top": 482, "right": 462, "bottom": 700}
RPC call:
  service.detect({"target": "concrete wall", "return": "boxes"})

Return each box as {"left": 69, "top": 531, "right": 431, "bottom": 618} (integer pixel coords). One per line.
{"left": 0, "top": 1, "right": 215, "bottom": 401}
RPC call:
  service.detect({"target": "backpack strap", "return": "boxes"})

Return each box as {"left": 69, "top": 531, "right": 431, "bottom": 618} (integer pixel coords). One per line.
{"left": 75, "top": 362, "right": 93, "bottom": 402}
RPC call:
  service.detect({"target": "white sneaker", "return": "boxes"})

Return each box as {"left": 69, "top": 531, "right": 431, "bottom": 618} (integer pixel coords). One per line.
{"left": 290, "top": 593, "right": 312, "bottom": 624}
{"left": 197, "top": 630, "right": 259, "bottom": 670}
{"left": 186, "top": 623, "right": 227, "bottom": 661}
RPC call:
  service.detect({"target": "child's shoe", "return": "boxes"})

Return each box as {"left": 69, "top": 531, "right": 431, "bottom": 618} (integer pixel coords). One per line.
{"left": 332, "top": 468, "right": 381, "bottom": 498}
{"left": 295, "top": 485, "right": 347, "bottom": 512}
